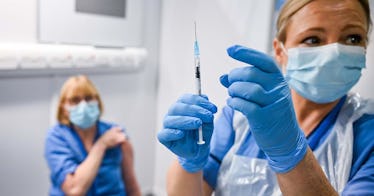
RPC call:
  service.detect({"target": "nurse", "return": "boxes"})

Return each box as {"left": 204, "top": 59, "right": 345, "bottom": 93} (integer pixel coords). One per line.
{"left": 45, "top": 75, "right": 141, "bottom": 196}
{"left": 158, "top": 0, "right": 374, "bottom": 195}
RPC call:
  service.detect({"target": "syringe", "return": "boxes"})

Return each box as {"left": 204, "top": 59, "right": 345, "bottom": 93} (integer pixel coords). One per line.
{"left": 194, "top": 22, "right": 205, "bottom": 145}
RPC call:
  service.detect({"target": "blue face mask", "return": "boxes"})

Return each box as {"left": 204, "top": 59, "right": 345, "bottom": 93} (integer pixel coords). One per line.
{"left": 283, "top": 43, "right": 366, "bottom": 103}
{"left": 68, "top": 101, "right": 100, "bottom": 129}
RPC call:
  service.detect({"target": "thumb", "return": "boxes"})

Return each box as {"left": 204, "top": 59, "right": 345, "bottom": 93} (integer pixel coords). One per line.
{"left": 219, "top": 74, "right": 230, "bottom": 88}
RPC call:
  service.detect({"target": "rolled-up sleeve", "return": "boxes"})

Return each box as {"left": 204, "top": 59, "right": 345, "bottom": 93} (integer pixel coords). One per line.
{"left": 342, "top": 114, "right": 374, "bottom": 195}
{"left": 342, "top": 150, "right": 374, "bottom": 195}
{"left": 44, "top": 126, "right": 79, "bottom": 188}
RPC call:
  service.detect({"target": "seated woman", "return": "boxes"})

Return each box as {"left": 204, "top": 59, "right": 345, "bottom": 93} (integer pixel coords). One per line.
{"left": 45, "top": 75, "right": 141, "bottom": 196}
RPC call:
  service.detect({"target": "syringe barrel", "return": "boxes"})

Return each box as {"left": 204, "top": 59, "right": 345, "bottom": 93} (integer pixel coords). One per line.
{"left": 194, "top": 56, "right": 201, "bottom": 95}
{"left": 195, "top": 78, "right": 201, "bottom": 95}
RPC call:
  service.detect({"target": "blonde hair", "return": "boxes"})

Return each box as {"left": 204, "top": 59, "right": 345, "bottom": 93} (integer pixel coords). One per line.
{"left": 276, "top": 0, "right": 372, "bottom": 42}
{"left": 56, "top": 75, "right": 104, "bottom": 125}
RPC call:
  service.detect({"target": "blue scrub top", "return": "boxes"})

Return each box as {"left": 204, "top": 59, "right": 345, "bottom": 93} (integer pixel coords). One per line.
{"left": 44, "top": 121, "right": 126, "bottom": 196}
{"left": 204, "top": 96, "right": 374, "bottom": 195}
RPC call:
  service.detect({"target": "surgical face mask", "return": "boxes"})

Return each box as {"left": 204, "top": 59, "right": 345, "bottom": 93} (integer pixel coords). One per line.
{"left": 67, "top": 100, "right": 100, "bottom": 129}
{"left": 282, "top": 43, "right": 366, "bottom": 103}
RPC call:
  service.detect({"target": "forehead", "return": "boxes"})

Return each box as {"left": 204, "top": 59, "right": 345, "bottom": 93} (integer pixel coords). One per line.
{"left": 64, "top": 81, "right": 97, "bottom": 98}
{"left": 288, "top": 0, "right": 367, "bottom": 34}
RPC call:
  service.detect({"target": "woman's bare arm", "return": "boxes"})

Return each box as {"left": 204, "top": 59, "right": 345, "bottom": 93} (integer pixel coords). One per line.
{"left": 61, "top": 127, "right": 126, "bottom": 196}
{"left": 121, "top": 140, "right": 141, "bottom": 196}
{"left": 61, "top": 141, "right": 106, "bottom": 196}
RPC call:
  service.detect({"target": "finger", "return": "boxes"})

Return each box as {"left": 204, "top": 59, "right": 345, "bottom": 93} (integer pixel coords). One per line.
{"left": 117, "top": 135, "right": 127, "bottom": 143}
{"left": 202, "top": 123, "right": 214, "bottom": 144}
{"left": 108, "top": 126, "right": 120, "bottom": 132}
{"left": 157, "top": 128, "right": 185, "bottom": 143}
{"left": 168, "top": 102, "right": 214, "bottom": 123}
{"left": 112, "top": 127, "right": 123, "bottom": 132}
{"left": 163, "top": 116, "right": 202, "bottom": 130}
{"left": 178, "top": 94, "right": 217, "bottom": 113}
{"left": 228, "top": 82, "right": 275, "bottom": 106}
{"left": 226, "top": 97, "right": 261, "bottom": 120}
{"left": 200, "top": 94, "right": 209, "bottom": 100}
{"left": 219, "top": 74, "right": 230, "bottom": 88}
{"left": 227, "top": 45, "right": 280, "bottom": 74}
{"left": 118, "top": 132, "right": 127, "bottom": 139}
{"left": 227, "top": 66, "right": 283, "bottom": 91}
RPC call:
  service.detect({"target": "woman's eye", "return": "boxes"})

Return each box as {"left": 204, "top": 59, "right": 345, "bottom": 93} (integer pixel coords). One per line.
{"left": 301, "top": 36, "right": 321, "bottom": 46}
{"left": 346, "top": 34, "right": 363, "bottom": 45}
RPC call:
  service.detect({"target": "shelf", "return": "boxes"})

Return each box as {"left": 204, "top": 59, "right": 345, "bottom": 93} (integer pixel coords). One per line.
{"left": 0, "top": 43, "right": 147, "bottom": 77}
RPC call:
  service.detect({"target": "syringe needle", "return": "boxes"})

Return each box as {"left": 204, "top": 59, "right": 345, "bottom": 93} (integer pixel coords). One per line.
{"left": 194, "top": 22, "right": 205, "bottom": 145}
{"left": 194, "top": 22, "right": 197, "bottom": 42}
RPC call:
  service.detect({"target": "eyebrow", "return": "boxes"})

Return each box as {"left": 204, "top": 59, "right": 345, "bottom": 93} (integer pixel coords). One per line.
{"left": 341, "top": 24, "right": 367, "bottom": 32}
{"left": 297, "top": 23, "right": 366, "bottom": 36}
{"left": 293, "top": 27, "right": 326, "bottom": 37}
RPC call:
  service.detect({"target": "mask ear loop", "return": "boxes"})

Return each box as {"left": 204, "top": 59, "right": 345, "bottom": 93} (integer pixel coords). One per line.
{"left": 279, "top": 42, "right": 288, "bottom": 74}
{"left": 280, "top": 42, "right": 288, "bottom": 55}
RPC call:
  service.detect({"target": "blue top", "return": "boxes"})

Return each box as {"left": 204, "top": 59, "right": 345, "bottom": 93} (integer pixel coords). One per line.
{"left": 203, "top": 96, "right": 374, "bottom": 195}
{"left": 44, "top": 121, "right": 126, "bottom": 196}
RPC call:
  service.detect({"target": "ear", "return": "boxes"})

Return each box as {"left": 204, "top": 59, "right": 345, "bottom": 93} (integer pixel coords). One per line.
{"left": 273, "top": 39, "right": 287, "bottom": 67}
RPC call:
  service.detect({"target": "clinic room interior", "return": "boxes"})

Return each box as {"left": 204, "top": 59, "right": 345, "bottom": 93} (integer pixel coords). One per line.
{"left": 1, "top": 0, "right": 374, "bottom": 195}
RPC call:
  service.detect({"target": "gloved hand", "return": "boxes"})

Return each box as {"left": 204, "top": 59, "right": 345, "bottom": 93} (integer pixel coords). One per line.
{"left": 158, "top": 94, "right": 218, "bottom": 173}
{"left": 220, "top": 45, "right": 308, "bottom": 173}
{"left": 210, "top": 106, "right": 236, "bottom": 162}
{"left": 203, "top": 106, "right": 235, "bottom": 188}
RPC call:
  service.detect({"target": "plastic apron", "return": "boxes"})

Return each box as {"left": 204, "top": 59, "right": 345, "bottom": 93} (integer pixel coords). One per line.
{"left": 215, "top": 93, "right": 374, "bottom": 195}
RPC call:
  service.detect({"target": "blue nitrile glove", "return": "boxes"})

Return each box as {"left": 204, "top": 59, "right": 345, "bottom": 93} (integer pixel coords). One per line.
{"left": 203, "top": 106, "right": 235, "bottom": 188}
{"left": 210, "top": 106, "right": 236, "bottom": 162}
{"left": 158, "top": 94, "right": 218, "bottom": 173}
{"left": 220, "top": 45, "right": 308, "bottom": 173}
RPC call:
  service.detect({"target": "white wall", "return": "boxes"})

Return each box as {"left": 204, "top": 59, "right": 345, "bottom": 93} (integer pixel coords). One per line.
{"left": 352, "top": 0, "right": 374, "bottom": 98}
{"left": 0, "top": 0, "right": 161, "bottom": 195}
